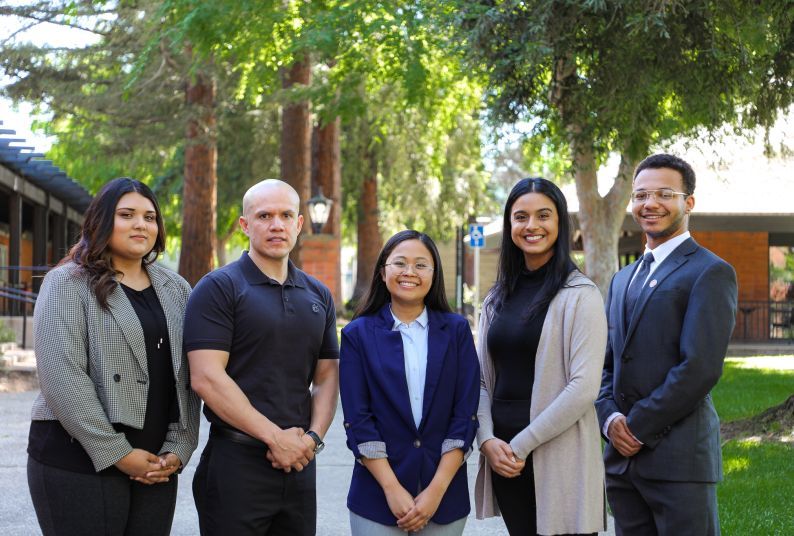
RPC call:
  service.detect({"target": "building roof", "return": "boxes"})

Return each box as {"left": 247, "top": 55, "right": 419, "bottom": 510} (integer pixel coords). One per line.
{"left": 0, "top": 120, "right": 92, "bottom": 212}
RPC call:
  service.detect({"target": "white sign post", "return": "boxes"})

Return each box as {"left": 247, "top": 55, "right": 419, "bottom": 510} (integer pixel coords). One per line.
{"left": 469, "top": 224, "right": 485, "bottom": 330}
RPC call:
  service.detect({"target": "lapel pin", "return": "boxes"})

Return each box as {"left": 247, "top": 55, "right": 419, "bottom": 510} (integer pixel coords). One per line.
{"left": 649, "top": 279, "right": 657, "bottom": 288}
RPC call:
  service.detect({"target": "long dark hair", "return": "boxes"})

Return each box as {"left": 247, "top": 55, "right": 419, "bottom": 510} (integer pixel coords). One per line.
{"left": 62, "top": 177, "right": 166, "bottom": 309}
{"left": 486, "top": 177, "right": 577, "bottom": 320}
{"left": 354, "top": 230, "right": 452, "bottom": 319}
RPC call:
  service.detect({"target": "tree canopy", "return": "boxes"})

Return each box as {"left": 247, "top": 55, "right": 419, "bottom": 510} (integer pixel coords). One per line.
{"left": 453, "top": 0, "right": 793, "bottom": 291}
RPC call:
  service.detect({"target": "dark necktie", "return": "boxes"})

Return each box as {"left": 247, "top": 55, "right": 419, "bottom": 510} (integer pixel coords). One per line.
{"left": 625, "top": 252, "right": 655, "bottom": 327}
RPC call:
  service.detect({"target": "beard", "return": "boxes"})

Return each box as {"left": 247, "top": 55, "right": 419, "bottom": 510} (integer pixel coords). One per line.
{"left": 643, "top": 211, "right": 687, "bottom": 240}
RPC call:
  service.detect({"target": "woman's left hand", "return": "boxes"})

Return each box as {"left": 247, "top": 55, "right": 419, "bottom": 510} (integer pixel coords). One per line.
{"left": 397, "top": 486, "right": 443, "bottom": 533}
{"left": 132, "top": 452, "right": 182, "bottom": 485}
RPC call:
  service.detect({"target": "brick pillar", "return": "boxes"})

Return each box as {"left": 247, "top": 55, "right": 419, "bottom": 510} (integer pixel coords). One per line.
{"left": 300, "top": 235, "right": 342, "bottom": 310}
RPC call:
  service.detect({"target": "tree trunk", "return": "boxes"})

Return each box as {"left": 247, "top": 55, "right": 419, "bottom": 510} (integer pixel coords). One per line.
{"left": 353, "top": 146, "right": 381, "bottom": 303}
{"left": 312, "top": 117, "right": 341, "bottom": 236}
{"left": 214, "top": 221, "right": 237, "bottom": 267}
{"left": 554, "top": 60, "right": 637, "bottom": 296}
{"left": 571, "top": 137, "right": 635, "bottom": 296}
{"left": 280, "top": 53, "right": 312, "bottom": 266}
{"left": 179, "top": 69, "right": 217, "bottom": 286}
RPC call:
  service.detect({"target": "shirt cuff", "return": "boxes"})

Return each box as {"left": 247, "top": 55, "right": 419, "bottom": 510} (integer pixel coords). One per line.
{"left": 441, "top": 439, "right": 465, "bottom": 455}
{"left": 604, "top": 412, "right": 622, "bottom": 437}
{"left": 358, "top": 441, "right": 387, "bottom": 459}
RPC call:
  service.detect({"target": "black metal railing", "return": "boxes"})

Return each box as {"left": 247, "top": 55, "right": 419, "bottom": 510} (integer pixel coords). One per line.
{"left": 735, "top": 300, "right": 794, "bottom": 342}
{"left": 0, "top": 265, "right": 47, "bottom": 348}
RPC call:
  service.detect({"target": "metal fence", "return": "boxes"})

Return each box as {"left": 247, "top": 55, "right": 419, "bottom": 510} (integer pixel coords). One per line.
{"left": 735, "top": 300, "right": 794, "bottom": 342}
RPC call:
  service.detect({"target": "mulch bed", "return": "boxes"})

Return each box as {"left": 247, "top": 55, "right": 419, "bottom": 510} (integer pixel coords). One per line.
{"left": 721, "top": 395, "right": 794, "bottom": 444}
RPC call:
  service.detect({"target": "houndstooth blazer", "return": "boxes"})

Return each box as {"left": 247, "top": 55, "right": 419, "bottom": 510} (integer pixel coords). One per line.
{"left": 31, "top": 261, "right": 201, "bottom": 472}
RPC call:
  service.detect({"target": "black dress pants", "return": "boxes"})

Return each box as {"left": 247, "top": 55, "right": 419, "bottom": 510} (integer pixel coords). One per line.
{"left": 27, "top": 456, "right": 177, "bottom": 536}
{"left": 193, "top": 435, "right": 317, "bottom": 536}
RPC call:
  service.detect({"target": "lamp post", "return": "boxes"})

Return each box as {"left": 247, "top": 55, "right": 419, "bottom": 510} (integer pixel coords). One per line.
{"left": 307, "top": 190, "right": 333, "bottom": 234}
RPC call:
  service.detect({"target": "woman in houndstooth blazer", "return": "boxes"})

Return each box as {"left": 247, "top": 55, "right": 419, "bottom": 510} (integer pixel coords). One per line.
{"left": 26, "top": 178, "right": 200, "bottom": 536}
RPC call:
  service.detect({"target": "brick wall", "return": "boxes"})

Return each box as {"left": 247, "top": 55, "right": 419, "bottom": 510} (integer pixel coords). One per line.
{"left": 300, "top": 235, "right": 342, "bottom": 310}
{"left": 692, "top": 230, "right": 769, "bottom": 340}
{"left": 692, "top": 231, "right": 768, "bottom": 301}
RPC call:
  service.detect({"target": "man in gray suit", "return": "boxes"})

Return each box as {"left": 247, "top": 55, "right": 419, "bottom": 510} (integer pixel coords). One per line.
{"left": 596, "top": 154, "right": 738, "bottom": 535}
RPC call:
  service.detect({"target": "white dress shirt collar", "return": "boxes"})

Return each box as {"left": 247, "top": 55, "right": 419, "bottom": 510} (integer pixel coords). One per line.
{"left": 644, "top": 231, "right": 691, "bottom": 267}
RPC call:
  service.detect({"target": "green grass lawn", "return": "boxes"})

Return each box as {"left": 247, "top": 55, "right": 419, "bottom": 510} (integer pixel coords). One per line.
{"left": 713, "top": 356, "right": 794, "bottom": 535}
{"left": 713, "top": 356, "right": 794, "bottom": 421}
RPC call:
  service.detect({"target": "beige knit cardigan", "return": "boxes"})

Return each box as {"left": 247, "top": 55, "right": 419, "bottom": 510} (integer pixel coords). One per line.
{"left": 474, "top": 271, "right": 608, "bottom": 535}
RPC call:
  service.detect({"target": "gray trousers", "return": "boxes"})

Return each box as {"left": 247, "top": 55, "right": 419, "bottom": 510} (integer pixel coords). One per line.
{"left": 349, "top": 510, "right": 467, "bottom": 536}
{"left": 27, "top": 456, "right": 178, "bottom": 536}
{"left": 606, "top": 459, "right": 720, "bottom": 536}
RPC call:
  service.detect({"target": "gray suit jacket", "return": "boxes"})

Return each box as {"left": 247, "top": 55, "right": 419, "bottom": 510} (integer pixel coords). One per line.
{"left": 596, "top": 238, "right": 737, "bottom": 482}
{"left": 31, "top": 261, "right": 201, "bottom": 472}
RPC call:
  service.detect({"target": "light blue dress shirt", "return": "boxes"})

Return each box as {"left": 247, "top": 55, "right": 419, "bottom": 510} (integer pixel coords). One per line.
{"left": 392, "top": 307, "right": 430, "bottom": 429}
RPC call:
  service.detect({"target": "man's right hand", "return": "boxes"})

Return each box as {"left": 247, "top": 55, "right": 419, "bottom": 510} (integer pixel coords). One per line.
{"left": 481, "top": 438, "right": 525, "bottom": 478}
{"left": 267, "top": 427, "right": 313, "bottom": 472}
{"left": 607, "top": 415, "right": 642, "bottom": 457}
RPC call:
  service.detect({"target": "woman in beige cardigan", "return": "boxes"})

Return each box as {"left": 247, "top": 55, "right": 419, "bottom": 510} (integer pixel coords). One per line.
{"left": 474, "top": 178, "right": 607, "bottom": 535}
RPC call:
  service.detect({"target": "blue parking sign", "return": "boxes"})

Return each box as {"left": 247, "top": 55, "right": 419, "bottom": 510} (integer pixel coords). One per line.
{"left": 469, "top": 224, "right": 485, "bottom": 248}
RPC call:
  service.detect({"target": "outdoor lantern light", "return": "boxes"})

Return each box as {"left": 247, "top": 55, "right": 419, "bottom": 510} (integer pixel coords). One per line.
{"left": 307, "top": 190, "right": 333, "bottom": 234}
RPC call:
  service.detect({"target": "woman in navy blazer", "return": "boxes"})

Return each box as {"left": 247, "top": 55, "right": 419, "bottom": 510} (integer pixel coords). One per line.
{"left": 340, "top": 230, "right": 480, "bottom": 535}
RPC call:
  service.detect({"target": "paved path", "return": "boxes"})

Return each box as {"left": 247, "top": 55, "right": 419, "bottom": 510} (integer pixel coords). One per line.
{"left": 0, "top": 391, "right": 614, "bottom": 535}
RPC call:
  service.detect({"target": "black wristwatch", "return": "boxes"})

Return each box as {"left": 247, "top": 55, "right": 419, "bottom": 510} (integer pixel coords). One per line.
{"left": 305, "top": 431, "right": 325, "bottom": 454}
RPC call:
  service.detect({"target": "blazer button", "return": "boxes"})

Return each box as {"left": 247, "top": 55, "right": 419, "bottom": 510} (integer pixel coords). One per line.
{"left": 413, "top": 439, "right": 421, "bottom": 448}
{"left": 619, "top": 393, "right": 626, "bottom": 401}
{"left": 113, "top": 374, "right": 121, "bottom": 382}
{"left": 344, "top": 422, "right": 350, "bottom": 429}
{"left": 471, "top": 415, "right": 477, "bottom": 421}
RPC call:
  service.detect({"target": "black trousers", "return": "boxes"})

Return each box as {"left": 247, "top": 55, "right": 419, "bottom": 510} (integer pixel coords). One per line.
{"left": 193, "top": 435, "right": 317, "bottom": 536}
{"left": 27, "top": 456, "right": 177, "bottom": 536}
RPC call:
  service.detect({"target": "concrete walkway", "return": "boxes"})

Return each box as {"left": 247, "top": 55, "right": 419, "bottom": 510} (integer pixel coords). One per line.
{"left": 0, "top": 391, "right": 614, "bottom": 535}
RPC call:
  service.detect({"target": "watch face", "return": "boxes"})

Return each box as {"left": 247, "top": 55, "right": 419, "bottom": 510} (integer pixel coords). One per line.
{"left": 314, "top": 441, "right": 325, "bottom": 454}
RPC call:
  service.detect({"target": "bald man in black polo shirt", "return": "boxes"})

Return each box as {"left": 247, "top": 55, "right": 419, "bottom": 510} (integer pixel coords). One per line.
{"left": 186, "top": 179, "right": 340, "bottom": 535}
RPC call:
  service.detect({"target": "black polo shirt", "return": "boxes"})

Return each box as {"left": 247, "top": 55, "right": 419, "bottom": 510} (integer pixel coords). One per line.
{"left": 184, "top": 251, "right": 339, "bottom": 431}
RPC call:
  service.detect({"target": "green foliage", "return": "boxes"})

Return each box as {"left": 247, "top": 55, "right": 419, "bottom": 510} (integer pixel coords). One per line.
{"left": 0, "top": 320, "right": 16, "bottom": 344}
{"left": 454, "top": 0, "right": 794, "bottom": 169}
{"left": 160, "top": 0, "right": 494, "bottom": 243}
{"left": 4, "top": 0, "right": 495, "bottom": 252}
{"left": 1, "top": 0, "right": 281, "bottom": 256}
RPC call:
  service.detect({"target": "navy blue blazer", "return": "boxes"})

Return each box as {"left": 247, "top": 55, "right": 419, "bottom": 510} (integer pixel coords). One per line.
{"left": 340, "top": 305, "right": 480, "bottom": 525}
{"left": 596, "top": 238, "right": 737, "bottom": 483}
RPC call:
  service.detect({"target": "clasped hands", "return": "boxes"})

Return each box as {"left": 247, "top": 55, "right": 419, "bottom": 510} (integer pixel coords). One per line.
{"left": 481, "top": 438, "right": 525, "bottom": 478}
{"left": 607, "top": 415, "right": 642, "bottom": 457}
{"left": 384, "top": 481, "right": 445, "bottom": 533}
{"left": 265, "top": 427, "right": 316, "bottom": 473}
{"left": 116, "top": 449, "right": 182, "bottom": 485}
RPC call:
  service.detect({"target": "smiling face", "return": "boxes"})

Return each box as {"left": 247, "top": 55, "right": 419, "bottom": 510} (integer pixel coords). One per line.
{"left": 239, "top": 181, "right": 304, "bottom": 267}
{"left": 632, "top": 167, "right": 695, "bottom": 249}
{"left": 381, "top": 239, "right": 435, "bottom": 310}
{"left": 509, "top": 192, "right": 559, "bottom": 270}
{"left": 107, "top": 192, "right": 158, "bottom": 263}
